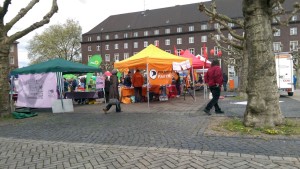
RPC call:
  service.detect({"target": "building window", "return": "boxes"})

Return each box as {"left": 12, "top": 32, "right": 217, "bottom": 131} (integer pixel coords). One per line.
{"left": 165, "top": 50, "right": 171, "bottom": 53}
{"left": 215, "top": 35, "right": 220, "bottom": 41}
{"left": 177, "top": 27, "right": 182, "bottom": 33}
{"left": 87, "top": 37, "right": 92, "bottom": 41}
{"left": 144, "top": 41, "right": 148, "bottom": 47}
{"left": 154, "top": 40, "right": 159, "bottom": 47}
{"left": 144, "top": 31, "right": 149, "bottom": 36}
{"left": 228, "top": 23, "right": 234, "bottom": 28}
{"left": 201, "top": 36, "right": 207, "bottom": 42}
{"left": 105, "top": 44, "right": 109, "bottom": 50}
{"left": 177, "top": 38, "right": 182, "bottom": 44}
{"left": 228, "top": 33, "right": 233, "bottom": 40}
{"left": 189, "top": 25, "right": 194, "bottom": 32}
{"left": 154, "top": 29, "right": 159, "bottom": 35}
{"left": 165, "top": 39, "right": 170, "bottom": 46}
{"left": 88, "top": 46, "right": 92, "bottom": 51}
{"left": 214, "top": 23, "right": 220, "bottom": 29}
{"left": 228, "top": 45, "right": 232, "bottom": 55}
{"left": 214, "top": 46, "right": 219, "bottom": 55}
{"left": 201, "top": 24, "right": 207, "bottom": 30}
{"left": 133, "top": 32, "right": 138, "bottom": 37}
{"left": 114, "top": 44, "right": 119, "bottom": 49}
{"left": 96, "top": 45, "right": 100, "bottom": 51}
{"left": 9, "top": 55, "right": 14, "bottom": 64}
{"left": 189, "top": 37, "right": 194, "bottom": 44}
{"left": 273, "top": 42, "right": 282, "bottom": 52}
{"left": 105, "top": 35, "right": 109, "bottom": 40}
{"left": 273, "top": 16, "right": 280, "bottom": 23}
{"left": 88, "top": 55, "right": 92, "bottom": 61}
{"left": 176, "top": 49, "right": 181, "bottom": 56}
{"left": 189, "top": 48, "right": 195, "bottom": 55}
{"left": 290, "top": 27, "right": 297, "bottom": 35}
{"left": 97, "top": 35, "right": 101, "bottom": 40}
{"left": 291, "top": 15, "right": 297, "bottom": 22}
{"left": 114, "top": 34, "right": 119, "bottom": 39}
{"left": 124, "top": 53, "right": 129, "bottom": 60}
{"left": 165, "top": 28, "right": 170, "bottom": 34}
{"left": 10, "top": 45, "right": 14, "bottom": 52}
{"left": 201, "top": 47, "right": 207, "bottom": 56}
{"left": 114, "top": 53, "right": 119, "bottom": 62}
{"left": 124, "top": 43, "right": 128, "bottom": 49}
{"left": 105, "top": 54, "right": 110, "bottom": 62}
{"left": 274, "top": 29, "right": 280, "bottom": 36}
{"left": 134, "top": 42, "right": 138, "bottom": 48}
{"left": 290, "top": 41, "right": 298, "bottom": 51}
{"left": 124, "top": 33, "right": 128, "bottom": 38}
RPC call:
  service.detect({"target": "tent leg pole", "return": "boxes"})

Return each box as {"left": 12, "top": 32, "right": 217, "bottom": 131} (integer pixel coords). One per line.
{"left": 192, "top": 67, "right": 196, "bottom": 102}
{"left": 147, "top": 63, "right": 150, "bottom": 109}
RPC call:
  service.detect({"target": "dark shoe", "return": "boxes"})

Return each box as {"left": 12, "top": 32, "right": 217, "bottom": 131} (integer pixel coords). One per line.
{"left": 203, "top": 109, "right": 211, "bottom": 115}
{"left": 215, "top": 110, "right": 224, "bottom": 114}
{"left": 103, "top": 108, "right": 108, "bottom": 114}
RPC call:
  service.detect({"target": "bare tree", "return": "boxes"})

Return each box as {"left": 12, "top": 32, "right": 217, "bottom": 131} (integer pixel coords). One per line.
{"left": 199, "top": 0, "right": 300, "bottom": 127}
{"left": 0, "top": 0, "right": 58, "bottom": 116}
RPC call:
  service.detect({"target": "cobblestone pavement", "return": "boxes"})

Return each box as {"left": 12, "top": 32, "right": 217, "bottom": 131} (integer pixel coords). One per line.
{"left": 0, "top": 91, "right": 300, "bottom": 169}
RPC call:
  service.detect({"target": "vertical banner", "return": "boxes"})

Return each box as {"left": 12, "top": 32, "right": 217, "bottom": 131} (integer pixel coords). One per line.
{"left": 86, "top": 54, "right": 102, "bottom": 87}
{"left": 148, "top": 64, "right": 172, "bottom": 85}
{"left": 16, "top": 73, "right": 58, "bottom": 108}
{"left": 96, "top": 76, "right": 105, "bottom": 89}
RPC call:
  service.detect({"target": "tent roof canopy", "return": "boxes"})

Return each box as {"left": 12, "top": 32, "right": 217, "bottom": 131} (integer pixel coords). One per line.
{"left": 114, "top": 44, "right": 190, "bottom": 71}
{"left": 11, "top": 58, "right": 102, "bottom": 75}
{"left": 180, "top": 50, "right": 211, "bottom": 69}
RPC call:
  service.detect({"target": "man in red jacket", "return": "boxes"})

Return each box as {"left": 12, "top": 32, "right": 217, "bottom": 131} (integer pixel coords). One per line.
{"left": 204, "top": 60, "right": 224, "bottom": 115}
{"left": 132, "top": 69, "right": 144, "bottom": 102}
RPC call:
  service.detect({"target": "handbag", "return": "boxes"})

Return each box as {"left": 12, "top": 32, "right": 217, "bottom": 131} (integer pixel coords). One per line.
{"left": 109, "top": 98, "right": 119, "bottom": 105}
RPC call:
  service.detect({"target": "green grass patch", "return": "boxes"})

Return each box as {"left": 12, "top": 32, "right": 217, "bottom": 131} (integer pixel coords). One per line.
{"left": 219, "top": 118, "right": 300, "bottom": 136}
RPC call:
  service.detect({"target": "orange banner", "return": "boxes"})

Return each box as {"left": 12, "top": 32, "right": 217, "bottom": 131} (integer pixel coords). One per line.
{"left": 148, "top": 64, "right": 172, "bottom": 85}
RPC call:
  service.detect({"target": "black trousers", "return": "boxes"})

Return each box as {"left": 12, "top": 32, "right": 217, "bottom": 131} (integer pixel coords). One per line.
{"left": 106, "top": 102, "right": 121, "bottom": 112}
{"left": 134, "top": 87, "right": 142, "bottom": 102}
{"left": 205, "top": 86, "right": 221, "bottom": 111}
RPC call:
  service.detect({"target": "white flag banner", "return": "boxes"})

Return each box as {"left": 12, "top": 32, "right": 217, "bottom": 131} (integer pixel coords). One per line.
{"left": 16, "top": 73, "right": 58, "bottom": 108}
{"left": 172, "top": 62, "right": 181, "bottom": 71}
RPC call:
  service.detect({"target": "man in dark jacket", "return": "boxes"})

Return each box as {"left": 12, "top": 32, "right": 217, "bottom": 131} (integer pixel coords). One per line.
{"left": 223, "top": 73, "right": 228, "bottom": 91}
{"left": 204, "top": 60, "right": 224, "bottom": 115}
{"left": 123, "top": 71, "right": 132, "bottom": 87}
{"left": 103, "top": 69, "right": 121, "bottom": 113}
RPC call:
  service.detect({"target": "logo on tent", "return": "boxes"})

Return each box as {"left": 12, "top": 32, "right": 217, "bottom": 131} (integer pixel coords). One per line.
{"left": 149, "top": 69, "right": 157, "bottom": 79}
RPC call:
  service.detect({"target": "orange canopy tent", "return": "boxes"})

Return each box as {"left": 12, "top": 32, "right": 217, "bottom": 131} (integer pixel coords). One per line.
{"left": 114, "top": 44, "right": 190, "bottom": 71}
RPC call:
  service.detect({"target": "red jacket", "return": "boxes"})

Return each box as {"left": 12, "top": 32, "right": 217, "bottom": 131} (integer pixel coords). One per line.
{"left": 132, "top": 72, "right": 144, "bottom": 87}
{"left": 204, "top": 65, "right": 223, "bottom": 87}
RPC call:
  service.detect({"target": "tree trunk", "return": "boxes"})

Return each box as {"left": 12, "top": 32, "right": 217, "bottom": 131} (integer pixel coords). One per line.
{"left": 0, "top": 44, "right": 12, "bottom": 116}
{"left": 237, "top": 49, "right": 248, "bottom": 99}
{"left": 243, "top": 0, "right": 284, "bottom": 127}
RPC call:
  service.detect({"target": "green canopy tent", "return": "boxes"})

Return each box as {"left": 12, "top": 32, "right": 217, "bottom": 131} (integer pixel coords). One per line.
{"left": 10, "top": 58, "right": 102, "bottom": 113}
{"left": 10, "top": 58, "right": 102, "bottom": 75}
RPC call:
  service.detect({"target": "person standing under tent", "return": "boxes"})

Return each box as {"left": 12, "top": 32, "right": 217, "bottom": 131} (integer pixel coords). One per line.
{"left": 175, "top": 72, "right": 181, "bottom": 97}
{"left": 223, "top": 73, "right": 228, "bottom": 92}
{"left": 132, "top": 69, "right": 144, "bottom": 103}
{"left": 203, "top": 59, "right": 224, "bottom": 115}
{"left": 103, "top": 69, "right": 121, "bottom": 113}
{"left": 124, "top": 71, "right": 132, "bottom": 87}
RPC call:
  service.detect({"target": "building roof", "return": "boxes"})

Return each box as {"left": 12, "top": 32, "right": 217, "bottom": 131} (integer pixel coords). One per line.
{"left": 84, "top": 0, "right": 295, "bottom": 35}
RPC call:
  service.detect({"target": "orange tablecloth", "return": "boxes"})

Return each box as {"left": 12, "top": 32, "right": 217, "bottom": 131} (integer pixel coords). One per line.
{"left": 121, "top": 87, "right": 147, "bottom": 97}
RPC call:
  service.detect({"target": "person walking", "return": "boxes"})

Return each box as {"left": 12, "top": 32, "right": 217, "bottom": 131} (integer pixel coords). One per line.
{"left": 103, "top": 69, "right": 121, "bottom": 114}
{"left": 132, "top": 69, "right": 144, "bottom": 103}
{"left": 203, "top": 60, "right": 224, "bottom": 115}
{"left": 223, "top": 73, "right": 228, "bottom": 92}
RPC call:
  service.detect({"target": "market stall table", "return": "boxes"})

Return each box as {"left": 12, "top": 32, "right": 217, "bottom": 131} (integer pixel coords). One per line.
{"left": 65, "top": 91, "right": 104, "bottom": 99}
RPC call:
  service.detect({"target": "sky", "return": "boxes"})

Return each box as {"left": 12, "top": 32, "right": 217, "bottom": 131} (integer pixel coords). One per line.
{"left": 3, "top": 0, "right": 210, "bottom": 67}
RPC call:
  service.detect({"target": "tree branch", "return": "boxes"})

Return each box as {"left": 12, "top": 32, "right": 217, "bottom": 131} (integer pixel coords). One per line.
{"left": 0, "top": 0, "right": 11, "bottom": 23}
{"left": 199, "top": 0, "right": 244, "bottom": 28}
{"left": 6, "top": 0, "right": 58, "bottom": 44}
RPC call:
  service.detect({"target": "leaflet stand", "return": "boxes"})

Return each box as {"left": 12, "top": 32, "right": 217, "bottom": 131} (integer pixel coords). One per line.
{"left": 183, "top": 84, "right": 195, "bottom": 100}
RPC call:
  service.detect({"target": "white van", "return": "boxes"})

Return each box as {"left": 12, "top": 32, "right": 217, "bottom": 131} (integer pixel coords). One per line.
{"left": 275, "top": 52, "right": 294, "bottom": 96}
